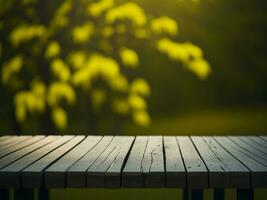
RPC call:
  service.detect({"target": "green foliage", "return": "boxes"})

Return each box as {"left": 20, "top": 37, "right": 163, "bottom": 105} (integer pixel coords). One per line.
{"left": 0, "top": 0, "right": 210, "bottom": 130}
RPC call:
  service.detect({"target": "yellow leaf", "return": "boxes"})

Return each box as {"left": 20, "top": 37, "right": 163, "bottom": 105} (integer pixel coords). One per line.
{"left": 112, "top": 98, "right": 129, "bottom": 115}
{"left": 52, "top": 107, "right": 67, "bottom": 130}
{"left": 2, "top": 55, "right": 23, "bottom": 84}
{"left": 31, "top": 81, "right": 46, "bottom": 97}
{"left": 130, "top": 78, "right": 150, "bottom": 97}
{"left": 105, "top": 2, "right": 147, "bottom": 26}
{"left": 51, "top": 0, "right": 72, "bottom": 29}
{"left": 157, "top": 38, "right": 211, "bottom": 79}
{"left": 132, "top": 110, "right": 150, "bottom": 126}
{"left": 45, "top": 41, "right": 61, "bottom": 59}
{"left": 91, "top": 89, "right": 106, "bottom": 112}
{"left": 188, "top": 59, "right": 211, "bottom": 80}
{"left": 109, "top": 74, "right": 128, "bottom": 92}
{"left": 128, "top": 94, "right": 147, "bottom": 110}
{"left": 68, "top": 51, "right": 87, "bottom": 70}
{"left": 50, "top": 59, "right": 70, "bottom": 82}
{"left": 87, "top": 0, "right": 114, "bottom": 17}
{"left": 72, "top": 23, "right": 94, "bottom": 43}
{"left": 47, "top": 82, "right": 76, "bottom": 106}
{"left": 9, "top": 24, "right": 46, "bottom": 46}
{"left": 151, "top": 16, "right": 178, "bottom": 36}
{"left": 15, "top": 105, "right": 26, "bottom": 123}
{"left": 120, "top": 47, "right": 139, "bottom": 68}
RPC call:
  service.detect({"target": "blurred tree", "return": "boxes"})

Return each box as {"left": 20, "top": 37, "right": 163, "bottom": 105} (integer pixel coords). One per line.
{"left": 0, "top": 0, "right": 210, "bottom": 133}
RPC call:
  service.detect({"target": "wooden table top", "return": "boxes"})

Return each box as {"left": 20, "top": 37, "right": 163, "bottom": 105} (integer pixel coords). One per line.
{"left": 0, "top": 135, "right": 266, "bottom": 189}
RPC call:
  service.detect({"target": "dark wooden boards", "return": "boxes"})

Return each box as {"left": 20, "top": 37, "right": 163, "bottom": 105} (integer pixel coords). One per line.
{"left": 122, "top": 136, "right": 148, "bottom": 187}
{"left": 87, "top": 136, "right": 134, "bottom": 188}
{"left": 0, "top": 136, "right": 57, "bottom": 170}
{"left": 164, "top": 136, "right": 186, "bottom": 187}
{"left": 45, "top": 136, "right": 102, "bottom": 188}
{"left": 193, "top": 136, "right": 250, "bottom": 188}
{"left": 141, "top": 136, "right": 164, "bottom": 187}
{"left": 0, "top": 135, "right": 267, "bottom": 189}
{"left": 229, "top": 136, "right": 267, "bottom": 165}
{"left": 214, "top": 136, "right": 267, "bottom": 187}
{"left": 238, "top": 136, "right": 267, "bottom": 154}
{"left": 177, "top": 136, "right": 208, "bottom": 188}
{"left": 21, "top": 136, "right": 85, "bottom": 188}
{"left": 122, "top": 136, "right": 165, "bottom": 188}
{"left": 0, "top": 136, "right": 30, "bottom": 148}
{"left": 0, "top": 136, "right": 10, "bottom": 142}
{"left": 0, "top": 136, "right": 73, "bottom": 188}
{"left": 66, "top": 136, "right": 113, "bottom": 187}
{"left": 260, "top": 136, "right": 267, "bottom": 142}
{"left": 0, "top": 136, "right": 45, "bottom": 158}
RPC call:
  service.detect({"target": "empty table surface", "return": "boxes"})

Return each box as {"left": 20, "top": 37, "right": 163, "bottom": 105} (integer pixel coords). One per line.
{"left": 0, "top": 135, "right": 266, "bottom": 189}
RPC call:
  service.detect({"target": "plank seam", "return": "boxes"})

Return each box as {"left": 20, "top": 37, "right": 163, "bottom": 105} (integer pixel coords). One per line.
{"left": 38, "top": 136, "right": 87, "bottom": 188}
{"left": 175, "top": 137, "right": 188, "bottom": 189}
{"left": 140, "top": 136, "right": 149, "bottom": 182}
{"left": 162, "top": 136, "right": 167, "bottom": 187}
{"left": 238, "top": 137, "right": 267, "bottom": 154}
{"left": 213, "top": 137, "right": 252, "bottom": 188}
{"left": 85, "top": 136, "right": 115, "bottom": 187}
{"left": 0, "top": 136, "right": 58, "bottom": 170}
{"left": 189, "top": 136, "right": 210, "bottom": 188}
{"left": 64, "top": 136, "right": 105, "bottom": 187}
{"left": 228, "top": 137, "right": 267, "bottom": 165}
{"left": 119, "top": 136, "right": 136, "bottom": 188}
{"left": 18, "top": 136, "right": 74, "bottom": 188}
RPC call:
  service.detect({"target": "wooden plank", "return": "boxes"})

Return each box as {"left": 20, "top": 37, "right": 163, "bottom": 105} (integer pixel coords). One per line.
{"left": 140, "top": 136, "right": 164, "bottom": 187}
{"left": 214, "top": 136, "right": 267, "bottom": 187}
{"left": 177, "top": 136, "right": 208, "bottom": 188}
{"left": 202, "top": 136, "right": 250, "bottom": 188}
{"left": 191, "top": 136, "right": 228, "bottom": 188}
{"left": 85, "top": 136, "right": 134, "bottom": 188}
{"left": 0, "top": 136, "right": 57, "bottom": 170}
{"left": 192, "top": 136, "right": 250, "bottom": 188}
{"left": 248, "top": 136, "right": 267, "bottom": 150}
{"left": 260, "top": 136, "right": 267, "bottom": 142}
{"left": 0, "top": 136, "right": 14, "bottom": 143}
{"left": 99, "top": 136, "right": 134, "bottom": 188}
{"left": 237, "top": 136, "right": 267, "bottom": 154}
{"left": 163, "top": 136, "right": 186, "bottom": 187}
{"left": 21, "top": 136, "right": 85, "bottom": 188}
{"left": 229, "top": 136, "right": 267, "bottom": 165}
{"left": 122, "top": 136, "right": 148, "bottom": 187}
{"left": 0, "top": 136, "right": 16, "bottom": 146}
{"left": 0, "top": 135, "right": 10, "bottom": 142}
{"left": 66, "top": 136, "right": 114, "bottom": 188}
{"left": 0, "top": 136, "right": 72, "bottom": 188}
{"left": 0, "top": 136, "right": 45, "bottom": 158}
{"left": 45, "top": 136, "right": 102, "bottom": 188}
{"left": 0, "top": 136, "right": 32, "bottom": 152}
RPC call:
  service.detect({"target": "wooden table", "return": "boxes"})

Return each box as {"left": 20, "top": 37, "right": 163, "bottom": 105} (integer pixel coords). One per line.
{"left": 0, "top": 135, "right": 267, "bottom": 200}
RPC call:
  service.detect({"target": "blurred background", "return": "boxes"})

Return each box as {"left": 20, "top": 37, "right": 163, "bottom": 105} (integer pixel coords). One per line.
{"left": 1, "top": 0, "right": 267, "bottom": 199}
{"left": 0, "top": 0, "right": 267, "bottom": 135}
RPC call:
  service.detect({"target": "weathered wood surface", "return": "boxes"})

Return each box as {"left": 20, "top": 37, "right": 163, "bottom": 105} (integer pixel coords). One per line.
{"left": 177, "top": 136, "right": 208, "bottom": 188}
{"left": 214, "top": 136, "right": 267, "bottom": 187}
{"left": 164, "top": 136, "right": 185, "bottom": 187}
{"left": 0, "top": 135, "right": 267, "bottom": 189}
